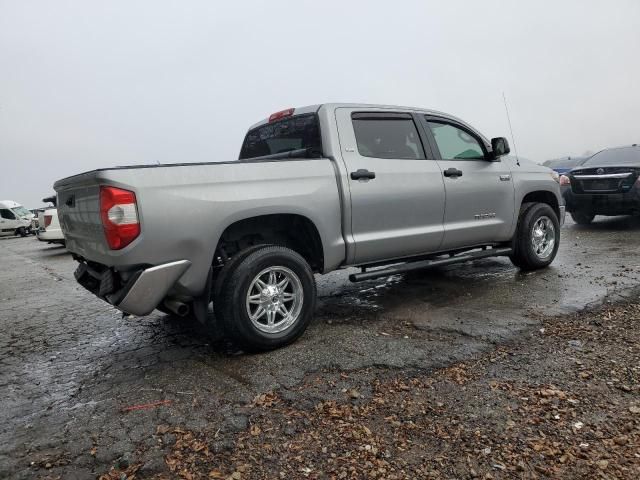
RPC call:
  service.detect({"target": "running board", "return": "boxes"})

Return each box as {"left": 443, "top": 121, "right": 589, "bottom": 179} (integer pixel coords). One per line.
{"left": 348, "top": 247, "right": 513, "bottom": 282}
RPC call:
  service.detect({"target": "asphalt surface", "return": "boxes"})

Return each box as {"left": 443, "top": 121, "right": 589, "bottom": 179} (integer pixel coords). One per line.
{"left": 1, "top": 215, "right": 640, "bottom": 478}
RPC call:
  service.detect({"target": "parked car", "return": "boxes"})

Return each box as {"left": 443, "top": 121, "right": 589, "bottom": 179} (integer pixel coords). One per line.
{"left": 37, "top": 207, "right": 65, "bottom": 245}
{"left": 54, "top": 103, "right": 564, "bottom": 351}
{"left": 33, "top": 195, "right": 58, "bottom": 238}
{"left": 561, "top": 144, "right": 640, "bottom": 224}
{"left": 543, "top": 156, "right": 587, "bottom": 174}
{"left": 0, "top": 200, "right": 34, "bottom": 237}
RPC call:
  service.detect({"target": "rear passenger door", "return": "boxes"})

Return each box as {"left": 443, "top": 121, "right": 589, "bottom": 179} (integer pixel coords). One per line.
{"left": 421, "top": 116, "right": 515, "bottom": 249}
{"left": 336, "top": 108, "right": 446, "bottom": 264}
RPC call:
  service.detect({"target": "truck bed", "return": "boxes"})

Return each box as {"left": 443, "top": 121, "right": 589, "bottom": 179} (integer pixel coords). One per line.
{"left": 54, "top": 159, "right": 346, "bottom": 297}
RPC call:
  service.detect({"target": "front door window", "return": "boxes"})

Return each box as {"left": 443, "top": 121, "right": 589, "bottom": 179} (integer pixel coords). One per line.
{"left": 427, "top": 121, "right": 485, "bottom": 160}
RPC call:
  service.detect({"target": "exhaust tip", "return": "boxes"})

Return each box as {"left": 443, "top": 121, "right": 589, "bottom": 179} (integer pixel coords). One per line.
{"left": 163, "top": 299, "right": 190, "bottom": 317}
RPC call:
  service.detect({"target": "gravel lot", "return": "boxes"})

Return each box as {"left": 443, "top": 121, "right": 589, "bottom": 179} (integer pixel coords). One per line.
{"left": 151, "top": 290, "right": 640, "bottom": 480}
{"left": 1, "top": 215, "right": 640, "bottom": 479}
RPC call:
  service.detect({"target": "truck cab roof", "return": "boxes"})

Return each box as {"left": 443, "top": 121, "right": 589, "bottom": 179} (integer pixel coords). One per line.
{"left": 248, "top": 103, "right": 487, "bottom": 143}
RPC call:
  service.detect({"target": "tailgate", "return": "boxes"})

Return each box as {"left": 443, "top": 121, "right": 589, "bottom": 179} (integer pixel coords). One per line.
{"left": 54, "top": 171, "right": 108, "bottom": 257}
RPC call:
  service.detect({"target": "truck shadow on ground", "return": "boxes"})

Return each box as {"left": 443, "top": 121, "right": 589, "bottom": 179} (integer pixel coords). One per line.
{"left": 38, "top": 245, "right": 69, "bottom": 258}
{"left": 315, "top": 260, "right": 517, "bottom": 326}
{"left": 153, "top": 256, "right": 553, "bottom": 357}
{"left": 569, "top": 215, "right": 640, "bottom": 231}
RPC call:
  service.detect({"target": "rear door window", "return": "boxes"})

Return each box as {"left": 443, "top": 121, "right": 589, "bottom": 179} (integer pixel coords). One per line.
{"left": 239, "top": 114, "right": 322, "bottom": 159}
{"left": 427, "top": 120, "right": 486, "bottom": 160}
{"left": 351, "top": 113, "right": 425, "bottom": 160}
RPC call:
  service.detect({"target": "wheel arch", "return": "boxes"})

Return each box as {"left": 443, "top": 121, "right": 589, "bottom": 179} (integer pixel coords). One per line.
{"left": 519, "top": 190, "right": 561, "bottom": 220}
{"left": 213, "top": 213, "right": 325, "bottom": 273}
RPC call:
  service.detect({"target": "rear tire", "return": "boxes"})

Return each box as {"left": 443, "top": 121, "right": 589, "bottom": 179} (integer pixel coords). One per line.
{"left": 570, "top": 211, "right": 595, "bottom": 225}
{"left": 510, "top": 203, "right": 560, "bottom": 271}
{"left": 212, "top": 245, "right": 268, "bottom": 302}
{"left": 216, "top": 245, "right": 316, "bottom": 351}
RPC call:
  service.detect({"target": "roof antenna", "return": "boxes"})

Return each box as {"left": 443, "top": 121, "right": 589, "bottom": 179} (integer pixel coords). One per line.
{"left": 502, "top": 92, "right": 520, "bottom": 167}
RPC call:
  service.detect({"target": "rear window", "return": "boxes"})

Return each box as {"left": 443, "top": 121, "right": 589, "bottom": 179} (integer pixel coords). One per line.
{"left": 583, "top": 147, "right": 640, "bottom": 166}
{"left": 239, "top": 114, "right": 322, "bottom": 160}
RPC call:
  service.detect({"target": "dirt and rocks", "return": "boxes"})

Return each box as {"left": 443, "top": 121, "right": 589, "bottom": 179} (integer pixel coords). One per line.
{"left": 104, "top": 295, "right": 640, "bottom": 480}
{"left": 1, "top": 216, "right": 640, "bottom": 479}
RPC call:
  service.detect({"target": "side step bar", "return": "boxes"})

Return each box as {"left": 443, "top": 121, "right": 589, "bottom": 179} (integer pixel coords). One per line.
{"left": 349, "top": 247, "right": 513, "bottom": 282}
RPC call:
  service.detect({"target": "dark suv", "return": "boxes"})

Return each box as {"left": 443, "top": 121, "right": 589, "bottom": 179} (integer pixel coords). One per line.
{"left": 562, "top": 145, "right": 640, "bottom": 224}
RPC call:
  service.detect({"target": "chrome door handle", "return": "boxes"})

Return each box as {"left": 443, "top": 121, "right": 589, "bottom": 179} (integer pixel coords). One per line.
{"left": 499, "top": 174, "right": 511, "bottom": 181}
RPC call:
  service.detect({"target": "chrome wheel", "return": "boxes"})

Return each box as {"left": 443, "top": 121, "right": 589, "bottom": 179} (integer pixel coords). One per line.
{"left": 245, "top": 266, "right": 303, "bottom": 334}
{"left": 531, "top": 215, "right": 556, "bottom": 259}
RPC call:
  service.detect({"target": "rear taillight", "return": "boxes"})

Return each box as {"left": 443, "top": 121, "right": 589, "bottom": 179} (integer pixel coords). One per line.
{"left": 560, "top": 175, "right": 571, "bottom": 186}
{"left": 44, "top": 215, "right": 52, "bottom": 228}
{"left": 99, "top": 186, "right": 140, "bottom": 250}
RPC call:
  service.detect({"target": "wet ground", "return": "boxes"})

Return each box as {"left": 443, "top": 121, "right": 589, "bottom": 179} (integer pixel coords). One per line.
{"left": 1, "top": 215, "right": 640, "bottom": 478}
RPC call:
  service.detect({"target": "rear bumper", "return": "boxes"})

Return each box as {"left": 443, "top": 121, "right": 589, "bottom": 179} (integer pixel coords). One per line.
{"left": 74, "top": 259, "right": 191, "bottom": 316}
{"left": 37, "top": 228, "right": 64, "bottom": 241}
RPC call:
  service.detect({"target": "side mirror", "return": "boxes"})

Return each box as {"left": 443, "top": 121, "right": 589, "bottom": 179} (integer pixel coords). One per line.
{"left": 491, "top": 137, "right": 510, "bottom": 159}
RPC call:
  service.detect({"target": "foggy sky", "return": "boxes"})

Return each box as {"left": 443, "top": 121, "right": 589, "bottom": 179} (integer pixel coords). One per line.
{"left": 1, "top": 0, "right": 639, "bottom": 208}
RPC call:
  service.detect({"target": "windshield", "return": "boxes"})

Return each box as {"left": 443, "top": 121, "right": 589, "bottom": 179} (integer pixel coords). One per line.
{"left": 239, "top": 114, "right": 322, "bottom": 160}
{"left": 12, "top": 206, "right": 31, "bottom": 217}
{"left": 583, "top": 147, "right": 640, "bottom": 166}
{"left": 544, "top": 158, "right": 583, "bottom": 169}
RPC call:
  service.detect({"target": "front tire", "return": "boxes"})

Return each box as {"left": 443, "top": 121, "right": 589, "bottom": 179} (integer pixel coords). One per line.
{"left": 570, "top": 211, "right": 595, "bottom": 225}
{"left": 510, "top": 203, "right": 560, "bottom": 271}
{"left": 216, "top": 245, "right": 316, "bottom": 351}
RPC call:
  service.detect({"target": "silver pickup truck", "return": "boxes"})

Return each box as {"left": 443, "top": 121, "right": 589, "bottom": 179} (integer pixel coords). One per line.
{"left": 54, "top": 103, "right": 564, "bottom": 350}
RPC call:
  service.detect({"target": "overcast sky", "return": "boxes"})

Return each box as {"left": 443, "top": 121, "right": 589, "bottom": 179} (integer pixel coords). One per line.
{"left": 1, "top": 0, "right": 639, "bottom": 207}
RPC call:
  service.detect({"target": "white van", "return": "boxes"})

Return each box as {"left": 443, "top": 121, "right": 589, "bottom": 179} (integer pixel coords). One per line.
{"left": 0, "top": 200, "right": 34, "bottom": 237}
